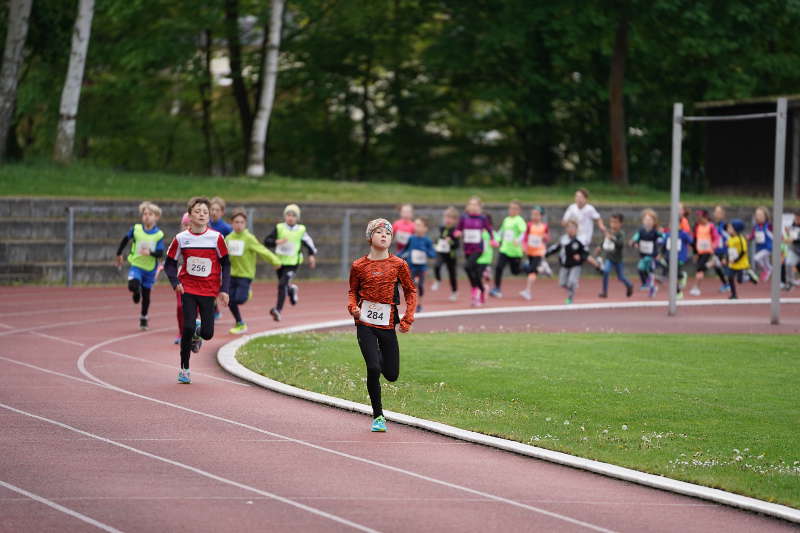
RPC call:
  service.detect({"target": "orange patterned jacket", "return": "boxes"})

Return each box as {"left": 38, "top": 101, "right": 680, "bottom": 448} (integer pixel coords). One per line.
{"left": 347, "top": 254, "right": 417, "bottom": 331}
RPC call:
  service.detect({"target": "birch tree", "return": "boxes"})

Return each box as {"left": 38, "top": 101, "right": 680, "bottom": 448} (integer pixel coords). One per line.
{"left": 246, "top": 0, "right": 285, "bottom": 177}
{"left": 53, "top": 0, "right": 95, "bottom": 164}
{"left": 0, "top": 0, "right": 34, "bottom": 162}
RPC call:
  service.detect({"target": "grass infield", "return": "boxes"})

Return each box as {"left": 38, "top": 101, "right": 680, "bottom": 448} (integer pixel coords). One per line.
{"left": 2, "top": 162, "right": 796, "bottom": 207}
{"left": 237, "top": 331, "right": 800, "bottom": 508}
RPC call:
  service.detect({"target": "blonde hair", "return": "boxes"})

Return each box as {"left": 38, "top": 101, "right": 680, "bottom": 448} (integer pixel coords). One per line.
{"left": 210, "top": 196, "right": 226, "bottom": 210}
{"left": 284, "top": 203, "right": 301, "bottom": 217}
{"left": 641, "top": 208, "right": 658, "bottom": 226}
{"left": 443, "top": 206, "right": 459, "bottom": 218}
{"left": 139, "top": 201, "right": 161, "bottom": 218}
{"left": 230, "top": 207, "right": 247, "bottom": 221}
{"left": 754, "top": 206, "right": 770, "bottom": 222}
{"left": 466, "top": 196, "right": 482, "bottom": 207}
{"left": 565, "top": 218, "right": 578, "bottom": 228}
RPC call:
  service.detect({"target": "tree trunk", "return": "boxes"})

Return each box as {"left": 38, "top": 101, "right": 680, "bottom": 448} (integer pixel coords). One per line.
{"left": 199, "top": 29, "right": 215, "bottom": 175}
{"left": 358, "top": 56, "right": 373, "bottom": 182}
{"left": 246, "top": 0, "right": 285, "bottom": 177}
{"left": 0, "top": 0, "right": 34, "bottom": 162}
{"left": 53, "top": 0, "right": 95, "bottom": 164}
{"left": 609, "top": 14, "right": 629, "bottom": 185}
{"left": 224, "top": 0, "right": 253, "bottom": 159}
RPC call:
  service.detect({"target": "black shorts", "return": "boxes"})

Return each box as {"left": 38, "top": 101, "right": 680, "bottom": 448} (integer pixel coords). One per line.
{"left": 696, "top": 254, "right": 712, "bottom": 272}
{"left": 525, "top": 256, "right": 543, "bottom": 273}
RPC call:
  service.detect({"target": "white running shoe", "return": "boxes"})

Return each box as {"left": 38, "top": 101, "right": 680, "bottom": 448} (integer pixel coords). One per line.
{"left": 431, "top": 281, "right": 440, "bottom": 291}
{"left": 519, "top": 289, "right": 532, "bottom": 301}
{"left": 689, "top": 287, "right": 701, "bottom": 296}
{"left": 448, "top": 292, "right": 458, "bottom": 302}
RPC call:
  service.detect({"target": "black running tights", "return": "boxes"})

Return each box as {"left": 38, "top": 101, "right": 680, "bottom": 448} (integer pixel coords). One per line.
{"left": 179, "top": 292, "right": 216, "bottom": 369}
{"left": 356, "top": 324, "right": 399, "bottom": 418}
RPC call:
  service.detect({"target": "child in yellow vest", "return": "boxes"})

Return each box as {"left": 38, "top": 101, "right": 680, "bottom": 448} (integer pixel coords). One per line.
{"left": 263, "top": 204, "right": 317, "bottom": 321}
{"left": 115, "top": 202, "right": 165, "bottom": 330}
{"left": 724, "top": 219, "right": 757, "bottom": 300}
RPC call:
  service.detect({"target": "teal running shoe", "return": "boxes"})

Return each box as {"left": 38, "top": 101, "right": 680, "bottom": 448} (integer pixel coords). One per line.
{"left": 370, "top": 415, "right": 387, "bottom": 432}
{"left": 177, "top": 369, "right": 191, "bottom": 384}
{"left": 564, "top": 297, "right": 573, "bottom": 305}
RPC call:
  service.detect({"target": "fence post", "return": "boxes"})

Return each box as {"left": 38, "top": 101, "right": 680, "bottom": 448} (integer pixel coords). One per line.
{"left": 247, "top": 208, "right": 255, "bottom": 233}
{"left": 668, "top": 103, "right": 683, "bottom": 316}
{"left": 770, "top": 98, "right": 787, "bottom": 325}
{"left": 340, "top": 209, "right": 352, "bottom": 279}
{"left": 65, "top": 206, "right": 75, "bottom": 287}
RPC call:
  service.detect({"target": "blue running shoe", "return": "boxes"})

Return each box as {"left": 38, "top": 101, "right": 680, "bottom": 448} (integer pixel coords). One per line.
{"left": 173, "top": 336, "right": 181, "bottom": 345}
{"left": 177, "top": 369, "right": 191, "bottom": 384}
{"left": 370, "top": 416, "right": 387, "bottom": 432}
{"left": 719, "top": 284, "right": 731, "bottom": 293}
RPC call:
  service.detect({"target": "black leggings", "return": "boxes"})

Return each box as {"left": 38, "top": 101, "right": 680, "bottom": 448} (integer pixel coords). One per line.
{"left": 228, "top": 276, "right": 252, "bottom": 324}
{"left": 434, "top": 253, "right": 458, "bottom": 292}
{"left": 356, "top": 324, "right": 399, "bottom": 418}
{"left": 413, "top": 270, "right": 426, "bottom": 299}
{"left": 275, "top": 265, "right": 298, "bottom": 312}
{"left": 464, "top": 252, "right": 483, "bottom": 290}
{"left": 494, "top": 253, "right": 521, "bottom": 290}
{"left": 179, "top": 292, "right": 216, "bottom": 369}
{"left": 128, "top": 279, "right": 151, "bottom": 317}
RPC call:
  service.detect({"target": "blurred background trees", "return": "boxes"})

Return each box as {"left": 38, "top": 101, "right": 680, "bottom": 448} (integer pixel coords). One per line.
{"left": 1, "top": 0, "right": 799, "bottom": 188}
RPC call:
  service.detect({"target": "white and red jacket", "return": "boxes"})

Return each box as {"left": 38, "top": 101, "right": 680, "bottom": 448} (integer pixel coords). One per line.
{"left": 165, "top": 228, "right": 231, "bottom": 297}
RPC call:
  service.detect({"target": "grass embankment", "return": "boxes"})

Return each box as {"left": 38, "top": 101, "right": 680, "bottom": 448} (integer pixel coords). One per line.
{"left": 238, "top": 331, "right": 800, "bottom": 508}
{"left": 1, "top": 162, "right": 793, "bottom": 207}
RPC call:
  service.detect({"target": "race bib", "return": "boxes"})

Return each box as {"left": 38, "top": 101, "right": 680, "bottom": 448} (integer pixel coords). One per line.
{"left": 727, "top": 247, "right": 739, "bottom": 262}
{"left": 602, "top": 238, "right": 616, "bottom": 252}
{"left": 639, "top": 240, "right": 654, "bottom": 255}
{"left": 790, "top": 228, "right": 799, "bottom": 241}
{"left": 138, "top": 241, "right": 156, "bottom": 254}
{"left": 227, "top": 240, "right": 245, "bottom": 256}
{"left": 395, "top": 231, "right": 411, "bottom": 245}
{"left": 502, "top": 230, "right": 516, "bottom": 243}
{"left": 411, "top": 249, "right": 428, "bottom": 265}
{"left": 276, "top": 241, "right": 297, "bottom": 256}
{"left": 697, "top": 238, "right": 712, "bottom": 253}
{"left": 755, "top": 231, "right": 766, "bottom": 244}
{"left": 360, "top": 300, "right": 390, "bottom": 326}
{"left": 186, "top": 256, "right": 212, "bottom": 277}
{"left": 435, "top": 238, "right": 451, "bottom": 253}
{"left": 527, "top": 235, "right": 543, "bottom": 248}
{"left": 463, "top": 229, "right": 481, "bottom": 244}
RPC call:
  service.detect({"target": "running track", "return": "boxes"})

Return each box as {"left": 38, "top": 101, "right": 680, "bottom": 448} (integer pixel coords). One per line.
{"left": 1, "top": 278, "right": 798, "bottom": 532}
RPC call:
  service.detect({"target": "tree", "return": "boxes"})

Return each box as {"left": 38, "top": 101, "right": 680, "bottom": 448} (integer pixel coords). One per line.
{"left": 0, "top": 0, "right": 34, "bottom": 162}
{"left": 224, "top": 0, "right": 254, "bottom": 158}
{"left": 247, "top": 0, "right": 284, "bottom": 177}
{"left": 53, "top": 0, "right": 95, "bottom": 163}
{"left": 609, "top": 10, "right": 629, "bottom": 185}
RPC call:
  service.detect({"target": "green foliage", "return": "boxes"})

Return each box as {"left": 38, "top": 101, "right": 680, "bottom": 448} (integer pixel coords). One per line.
{"left": 238, "top": 331, "right": 800, "bottom": 508}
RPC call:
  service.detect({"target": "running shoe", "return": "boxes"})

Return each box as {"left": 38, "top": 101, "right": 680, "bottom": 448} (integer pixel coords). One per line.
{"left": 679, "top": 272, "right": 688, "bottom": 289}
{"left": 448, "top": 292, "right": 458, "bottom": 302}
{"left": 173, "top": 336, "right": 181, "bottom": 345}
{"left": 139, "top": 316, "right": 148, "bottom": 331}
{"left": 270, "top": 307, "right": 281, "bottom": 321}
{"left": 747, "top": 270, "right": 758, "bottom": 284}
{"left": 597, "top": 292, "right": 608, "bottom": 298}
{"left": 689, "top": 287, "right": 701, "bottom": 296}
{"left": 649, "top": 283, "right": 658, "bottom": 298}
{"left": 639, "top": 285, "right": 648, "bottom": 291}
{"left": 470, "top": 288, "right": 480, "bottom": 307}
{"left": 229, "top": 323, "right": 248, "bottom": 335}
{"left": 370, "top": 416, "right": 387, "bottom": 432}
{"left": 489, "top": 288, "right": 502, "bottom": 298}
{"left": 288, "top": 284, "right": 299, "bottom": 305}
{"left": 177, "top": 369, "right": 191, "bottom": 384}
{"left": 676, "top": 291, "right": 684, "bottom": 300}
{"left": 565, "top": 297, "right": 573, "bottom": 305}
{"left": 626, "top": 285, "right": 633, "bottom": 298}
{"left": 214, "top": 310, "right": 222, "bottom": 320}
{"left": 728, "top": 294, "right": 738, "bottom": 300}
{"left": 718, "top": 284, "right": 730, "bottom": 293}
{"left": 519, "top": 289, "right": 532, "bottom": 301}
{"left": 431, "top": 281, "right": 440, "bottom": 291}
{"left": 191, "top": 325, "right": 202, "bottom": 353}
{"left": 759, "top": 270, "right": 769, "bottom": 283}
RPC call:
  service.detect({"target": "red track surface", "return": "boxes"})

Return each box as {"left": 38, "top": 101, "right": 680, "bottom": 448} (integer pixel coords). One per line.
{"left": 1, "top": 277, "right": 797, "bottom": 532}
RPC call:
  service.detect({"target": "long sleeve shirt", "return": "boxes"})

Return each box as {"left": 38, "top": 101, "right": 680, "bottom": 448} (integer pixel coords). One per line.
{"left": 400, "top": 235, "right": 437, "bottom": 271}
{"left": 455, "top": 213, "right": 494, "bottom": 256}
{"left": 546, "top": 235, "right": 588, "bottom": 268}
{"left": 226, "top": 229, "right": 280, "bottom": 280}
{"left": 347, "top": 255, "right": 416, "bottom": 331}
{"left": 164, "top": 228, "right": 231, "bottom": 296}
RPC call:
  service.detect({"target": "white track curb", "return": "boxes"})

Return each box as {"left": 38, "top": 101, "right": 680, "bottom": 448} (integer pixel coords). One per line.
{"left": 217, "top": 298, "right": 800, "bottom": 524}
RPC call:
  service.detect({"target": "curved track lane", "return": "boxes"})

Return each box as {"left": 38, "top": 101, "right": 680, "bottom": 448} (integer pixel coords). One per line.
{"left": 1, "top": 280, "right": 798, "bottom": 532}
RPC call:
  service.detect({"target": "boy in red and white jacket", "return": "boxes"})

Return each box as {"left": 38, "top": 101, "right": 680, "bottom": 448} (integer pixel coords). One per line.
{"left": 165, "top": 196, "right": 231, "bottom": 384}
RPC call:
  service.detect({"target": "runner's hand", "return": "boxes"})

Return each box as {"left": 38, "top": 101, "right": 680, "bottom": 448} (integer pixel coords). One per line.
{"left": 309, "top": 255, "right": 317, "bottom": 269}
{"left": 217, "top": 292, "right": 230, "bottom": 307}
{"left": 115, "top": 255, "right": 123, "bottom": 268}
{"left": 399, "top": 323, "right": 411, "bottom": 333}
{"left": 350, "top": 307, "right": 360, "bottom": 319}
{"left": 175, "top": 283, "right": 184, "bottom": 295}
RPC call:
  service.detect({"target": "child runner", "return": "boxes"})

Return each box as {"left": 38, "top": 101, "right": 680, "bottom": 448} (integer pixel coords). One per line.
{"left": 712, "top": 205, "right": 731, "bottom": 292}
{"left": 659, "top": 225, "right": 693, "bottom": 299}
{"left": 392, "top": 204, "right": 415, "bottom": 254}
{"left": 490, "top": 200, "right": 527, "bottom": 298}
{"left": 209, "top": 196, "right": 233, "bottom": 236}
{"left": 689, "top": 209, "right": 720, "bottom": 296}
{"left": 561, "top": 188, "right": 605, "bottom": 269}
{"left": 173, "top": 213, "right": 191, "bottom": 344}
{"left": 347, "top": 219, "right": 416, "bottom": 432}
{"left": 453, "top": 196, "right": 497, "bottom": 307}
{"left": 225, "top": 208, "right": 281, "bottom": 334}
{"left": 431, "top": 206, "right": 460, "bottom": 301}
{"left": 400, "top": 217, "right": 437, "bottom": 312}
{"left": 631, "top": 208, "right": 662, "bottom": 297}
{"left": 597, "top": 213, "right": 633, "bottom": 298}
{"left": 678, "top": 203, "right": 692, "bottom": 234}
{"left": 784, "top": 210, "right": 800, "bottom": 289}
{"left": 115, "top": 201, "right": 165, "bottom": 331}
{"left": 546, "top": 219, "right": 588, "bottom": 304}
{"left": 164, "top": 197, "right": 231, "bottom": 384}
{"left": 725, "top": 219, "right": 756, "bottom": 299}
{"left": 477, "top": 227, "right": 495, "bottom": 303}
{"left": 519, "top": 206, "right": 549, "bottom": 301}
{"left": 748, "top": 206, "right": 773, "bottom": 282}
{"left": 263, "top": 204, "right": 317, "bottom": 321}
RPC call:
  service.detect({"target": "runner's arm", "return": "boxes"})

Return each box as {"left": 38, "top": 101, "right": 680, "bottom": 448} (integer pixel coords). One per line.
{"left": 398, "top": 262, "right": 417, "bottom": 331}
{"left": 248, "top": 233, "right": 281, "bottom": 266}
{"left": 301, "top": 232, "right": 317, "bottom": 255}
{"left": 163, "top": 238, "right": 181, "bottom": 288}
{"left": 347, "top": 264, "right": 361, "bottom": 317}
{"left": 263, "top": 225, "right": 278, "bottom": 248}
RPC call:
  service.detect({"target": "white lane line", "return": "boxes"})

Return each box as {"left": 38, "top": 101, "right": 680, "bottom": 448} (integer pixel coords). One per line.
{"left": 0, "top": 479, "right": 122, "bottom": 533}
{"left": 0, "top": 323, "right": 13, "bottom": 329}
{"left": 30, "top": 331, "right": 86, "bottom": 347}
{"left": 0, "top": 402, "right": 378, "bottom": 533}
{"left": 0, "top": 305, "right": 121, "bottom": 318}
{"left": 76, "top": 332, "right": 614, "bottom": 532}
{"left": 0, "top": 311, "right": 172, "bottom": 337}
{"left": 103, "top": 350, "right": 249, "bottom": 387}
{"left": 0, "top": 356, "right": 102, "bottom": 387}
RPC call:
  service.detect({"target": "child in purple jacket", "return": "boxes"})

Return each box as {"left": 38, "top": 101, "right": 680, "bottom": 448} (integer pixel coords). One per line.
{"left": 454, "top": 196, "right": 497, "bottom": 306}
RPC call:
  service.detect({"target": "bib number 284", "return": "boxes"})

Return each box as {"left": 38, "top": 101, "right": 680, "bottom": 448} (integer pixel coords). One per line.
{"left": 360, "top": 300, "right": 390, "bottom": 326}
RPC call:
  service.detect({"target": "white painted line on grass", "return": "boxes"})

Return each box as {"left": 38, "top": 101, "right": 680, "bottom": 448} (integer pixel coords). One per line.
{"left": 0, "top": 402, "right": 379, "bottom": 533}
{"left": 31, "top": 331, "right": 86, "bottom": 347}
{"left": 103, "top": 350, "right": 250, "bottom": 387}
{"left": 76, "top": 327, "right": 614, "bottom": 532}
{"left": 0, "top": 479, "right": 122, "bottom": 533}
{"left": 216, "top": 298, "right": 800, "bottom": 525}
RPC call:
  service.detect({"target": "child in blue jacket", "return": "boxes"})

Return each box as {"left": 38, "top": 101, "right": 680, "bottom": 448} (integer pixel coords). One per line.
{"left": 401, "top": 217, "right": 437, "bottom": 312}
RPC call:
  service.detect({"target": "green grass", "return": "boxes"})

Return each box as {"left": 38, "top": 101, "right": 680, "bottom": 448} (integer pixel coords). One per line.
{"left": 1, "top": 162, "right": 794, "bottom": 207}
{"left": 237, "top": 331, "right": 800, "bottom": 508}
